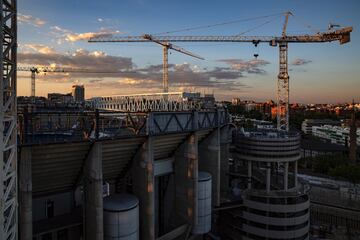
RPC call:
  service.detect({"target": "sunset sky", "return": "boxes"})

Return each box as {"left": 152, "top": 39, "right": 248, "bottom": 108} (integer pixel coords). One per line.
{"left": 18, "top": 0, "right": 360, "bottom": 103}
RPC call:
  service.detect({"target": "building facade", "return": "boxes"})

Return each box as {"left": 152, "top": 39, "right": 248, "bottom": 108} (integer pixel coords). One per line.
{"left": 301, "top": 119, "right": 340, "bottom": 135}
{"left": 72, "top": 85, "right": 85, "bottom": 102}
{"left": 312, "top": 125, "right": 360, "bottom": 146}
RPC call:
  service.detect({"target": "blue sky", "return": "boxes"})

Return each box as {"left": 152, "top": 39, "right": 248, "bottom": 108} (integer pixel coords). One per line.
{"left": 17, "top": 0, "right": 360, "bottom": 103}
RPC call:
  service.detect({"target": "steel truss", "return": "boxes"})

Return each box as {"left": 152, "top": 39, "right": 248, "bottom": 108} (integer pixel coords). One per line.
{"left": 92, "top": 92, "right": 204, "bottom": 112}
{"left": 19, "top": 108, "right": 229, "bottom": 145}
{"left": 0, "top": 0, "right": 18, "bottom": 239}
{"left": 277, "top": 42, "right": 289, "bottom": 131}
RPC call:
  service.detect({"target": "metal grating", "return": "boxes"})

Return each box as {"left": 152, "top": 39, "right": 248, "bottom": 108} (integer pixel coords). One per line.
{"left": 153, "top": 133, "right": 188, "bottom": 160}
{"left": 102, "top": 137, "right": 145, "bottom": 181}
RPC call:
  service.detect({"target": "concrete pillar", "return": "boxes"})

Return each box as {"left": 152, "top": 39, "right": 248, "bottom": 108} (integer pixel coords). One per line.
{"left": 174, "top": 133, "right": 198, "bottom": 226}
{"left": 294, "top": 161, "right": 298, "bottom": 188}
{"left": 247, "top": 161, "right": 252, "bottom": 189}
{"left": 132, "top": 137, "right": 155, "bottom": 240}
{"left": 19, "top": 147, "right": 33, "bottom": 240}
{"left": 84, "top": 142, "right": 103, "bottom": 240}
{"left": 266, "top": 163, "right": 271, "bottom": 193}
{"left": 220, "top": 125, "right": 230, "bottom": 201}
{"left": 284, "top": 162, "right": 289, "bottom": 191}
{"left": 199, "top": 128, "right": 221, "bottom": 206}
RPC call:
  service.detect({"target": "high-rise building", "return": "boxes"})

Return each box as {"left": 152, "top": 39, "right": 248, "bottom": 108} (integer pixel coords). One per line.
{"left": 231, "top": 98, "right": 241, "bottom": 105}
{"left": 72, "top": 85, "right": 85, "bottom": 102}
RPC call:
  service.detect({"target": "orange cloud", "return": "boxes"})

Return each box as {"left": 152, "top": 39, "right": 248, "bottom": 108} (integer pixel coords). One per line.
{"left": 65, "top": 30, "right": 121, "bottom": 42}
{"left": 22, "top": 44, "right": 55, "bottom": 54}
{"left": 18, "top": 13, "right": 46, "bottom": 27}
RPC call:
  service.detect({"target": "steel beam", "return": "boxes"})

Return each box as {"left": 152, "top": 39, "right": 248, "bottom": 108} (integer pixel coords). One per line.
{"left": 0, "top": 0, "right": 18, "bottom": 239}
{"left": 92, "top": 92, "right": 202, "bottom": 112}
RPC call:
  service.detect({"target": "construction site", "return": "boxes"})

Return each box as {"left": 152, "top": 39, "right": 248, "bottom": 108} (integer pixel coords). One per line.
{"left": 1, "top": 1, "right": 359, "bottom": 240}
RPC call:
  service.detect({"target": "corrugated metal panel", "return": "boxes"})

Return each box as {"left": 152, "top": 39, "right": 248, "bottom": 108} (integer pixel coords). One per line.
{"left": 197, "top": 129, "right": 213, "bottom": 142}
{"left": 31, "top": 142, "right": 91, "bottom": 196}
{"left": 153, "top": 133, "right": 188, "bottom": 160}
{"left": 102, "top": 137, "right": 145, "bottom": 181}
{"left": 154, "top": 158, "right": 174, "bottom": 176}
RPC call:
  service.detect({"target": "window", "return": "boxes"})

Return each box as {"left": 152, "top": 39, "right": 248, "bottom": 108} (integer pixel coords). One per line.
{"left": 46, "top": 199, "right": 54, "bottom": 218}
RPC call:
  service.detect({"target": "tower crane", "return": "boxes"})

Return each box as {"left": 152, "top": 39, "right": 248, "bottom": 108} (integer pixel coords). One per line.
{"left": 88, "top": 12, "right": 352, "bottom": 131}
{"left": 17, "top": 66, "right": 135, "bottom": 97}
{"left": 142, "top": 34, "right": 204, "bottom": 93}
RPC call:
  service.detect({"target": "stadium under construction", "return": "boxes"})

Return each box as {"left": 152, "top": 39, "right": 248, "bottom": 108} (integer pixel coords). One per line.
{"left": 1, "top": 1, "right": 358, "bottom": 239}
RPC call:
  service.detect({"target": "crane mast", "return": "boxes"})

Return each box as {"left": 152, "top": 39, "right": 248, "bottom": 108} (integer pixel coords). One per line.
{"left": 140, "top": 34, "right": 204, "bottom": 93}
{"left": 163, "top": 45, "right": 169, "bottom": 92}
{"left": 277, "top": 11, "right": 291, "bottom": 131}
{"left": 1, "top": 0, "right": 18, "bottom": 239}
{"left": 89, "top": 17, "right": 352, "bottom": 131}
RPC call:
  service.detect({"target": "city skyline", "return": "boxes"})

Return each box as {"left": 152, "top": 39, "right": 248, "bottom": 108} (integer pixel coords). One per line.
{"left": 18, "top": 0, "right": 360, "bottom": 103}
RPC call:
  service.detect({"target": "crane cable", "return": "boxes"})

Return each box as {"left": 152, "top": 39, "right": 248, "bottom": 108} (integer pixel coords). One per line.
{"left": 289, "top": 13, "right": 321, "bottom": 35}
{"left": 151, "top": 12, "right": 285, "bottom": 35}
{"left": 236, "top": 14, "right": 283, "bottom": 36}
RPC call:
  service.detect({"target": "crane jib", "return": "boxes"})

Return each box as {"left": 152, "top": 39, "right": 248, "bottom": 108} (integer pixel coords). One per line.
{"left": 88, "top": 27, "right": 352, "bottom": 45}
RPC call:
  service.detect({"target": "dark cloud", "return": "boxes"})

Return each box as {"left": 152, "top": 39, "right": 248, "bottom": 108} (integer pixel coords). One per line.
{"left": 291, "top": 58, "right": 312, "bottom": 66}
{"left": 18, "top": 48, "right": 271, "bottom": 91}
{"left": 218, "top": 59, "right": 270, "bottom": 75}
{"left": 18, "top": 49, "right": 133, "bottom": 72}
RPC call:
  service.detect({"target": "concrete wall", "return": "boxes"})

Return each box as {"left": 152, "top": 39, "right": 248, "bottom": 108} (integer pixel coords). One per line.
{"left": 199, "top": 129, "right": 221, "bottom": 206}
{"left": 220, "top": 126, "right": 230, "bottom": 200}
{"left": 33, "top": 192, "right": 74, "bottom": 222}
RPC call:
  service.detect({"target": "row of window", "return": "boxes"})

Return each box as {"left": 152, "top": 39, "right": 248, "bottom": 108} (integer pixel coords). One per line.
{"left": 237, "top": 146, "right": 300, "bottom": 153}
{"left": 246, "top": 219, "right": 309, "bottom": 231}
{"left": 247, "top": 195, "right": 309, "bottom": 205}
{"left": 224, "top": 221, "right": 308, "bottom": 240}
{"left": 247, "top": 207, "right": 309, "bottom": 218}
{"left": 236, "top": 138, "right": 300, "bottom": 145}
{"left": 236, "top": 151, "right": 300, "bottom": 159}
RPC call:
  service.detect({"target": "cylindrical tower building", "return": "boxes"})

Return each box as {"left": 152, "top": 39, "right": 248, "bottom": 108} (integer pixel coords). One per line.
{"left": 233, "top": 130, "right": 310, "bottom": 240}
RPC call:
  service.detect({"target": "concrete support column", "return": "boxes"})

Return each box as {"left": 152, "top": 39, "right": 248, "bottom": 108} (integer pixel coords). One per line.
{"left": 266, "top": 163, "right": 271, "bottom": 193}
{"left": 220, "top": 125, "right": 230, "bottom": 202}
{"left": 284, "top": 162, "right": 289, "bottom": 191}
{"left": 174, "top": 133, "right": 198, "bottom": 226}
{"left": 19, "top": 147, "right": 33, "bottom": 240}
{"left": 294, "top": 161, "right": 298, "bottom": 188}
{"left": 199, "top": 128, "right": 221, "bottom": 206}
{"left": 132, "top": 137, "right": 155, "bottom": 240}
{"left": 247, "top": 161, "right": 252, "bottom": 190}
{"left": 84, "top": 142, "right": 103, "bottom": 240}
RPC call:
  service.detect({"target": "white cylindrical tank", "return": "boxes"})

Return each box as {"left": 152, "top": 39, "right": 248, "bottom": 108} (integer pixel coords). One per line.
{"left": 103, "top": 194, "right": 139, "bottom": 240}
{"left": 192, "top": 171, "right": 212, "bottom": 234}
